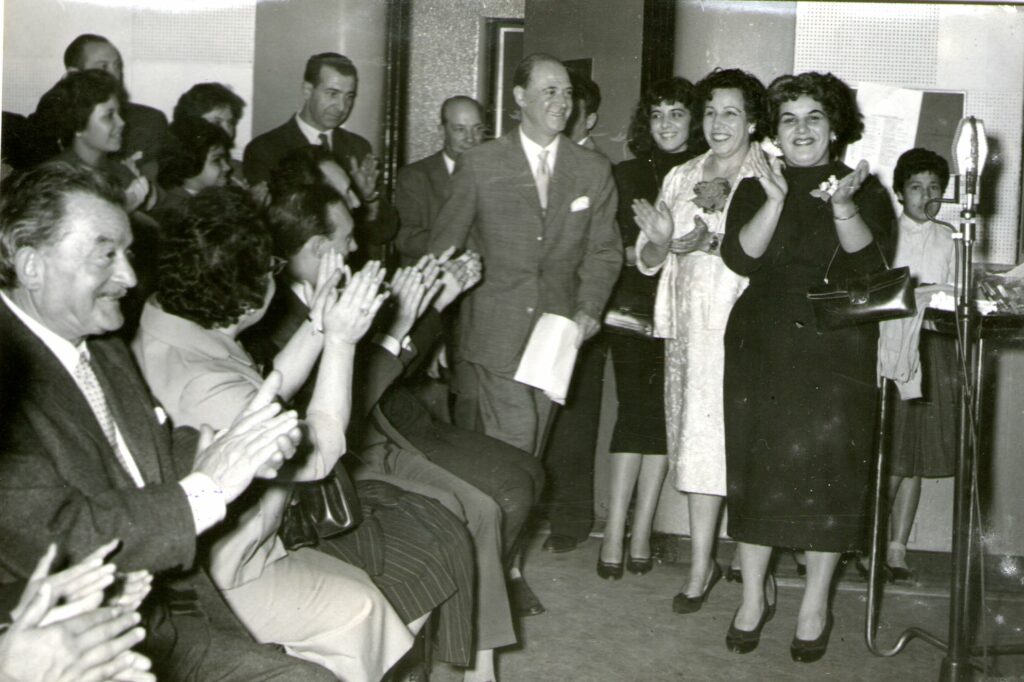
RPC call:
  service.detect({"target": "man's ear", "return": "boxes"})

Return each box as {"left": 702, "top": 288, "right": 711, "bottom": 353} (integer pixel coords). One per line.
{"left": 14, "top": 247, "right": 42, "bottom": 291}
{"left": 302, "top": 80, "right": 313, "bottom": 102}
{"left": 585, "top": 112, "right": 598, "bottom": 134}
{"left": 307, "top": 234, "right": 329, "bottom": 258}
{"left": 512, "top": 85, "right": 526, "bottom": 109}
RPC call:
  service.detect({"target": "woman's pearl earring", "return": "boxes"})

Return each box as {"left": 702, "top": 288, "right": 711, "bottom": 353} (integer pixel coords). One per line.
{"left": 748, "top": 125, "right": 756, "bottom": 135}
{"left": 829, "top": 132, "right": 837, "bottom": 143}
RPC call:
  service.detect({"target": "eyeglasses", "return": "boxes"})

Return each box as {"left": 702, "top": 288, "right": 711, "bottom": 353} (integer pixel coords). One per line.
{"left": 269, "top": 256, "right": 287, "bottom": 276}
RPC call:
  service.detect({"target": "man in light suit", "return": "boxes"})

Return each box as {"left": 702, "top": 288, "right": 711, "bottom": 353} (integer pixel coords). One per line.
{"left": 244, "top": 52, "right": 395, "bottom": 252}
{"left": 394, "top": 96, "right": 486, "bottom": 265}
{"left": 428, "top": 53, "right": 622, "bottom": 458}
{"left": 0, "top": 162, "right": 334, "bottom": 681}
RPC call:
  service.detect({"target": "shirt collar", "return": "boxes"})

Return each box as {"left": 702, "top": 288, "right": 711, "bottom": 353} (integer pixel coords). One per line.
{"left": 138, "top": 299, "right": 253, "bottom": 367}
{"left": 294, "top": 113, "right": 332, "bottom": 148}
{"left": 518, "top": 127, "right": 560, "bottom": 175}
{"left": 442, "top": 152, "right": 456, "bottom": 175}
{"left": 1, "top": 291, "right": 86, "bottom": 376}
{"left": 899, "top": 212, "right": 936, "bottom": 234}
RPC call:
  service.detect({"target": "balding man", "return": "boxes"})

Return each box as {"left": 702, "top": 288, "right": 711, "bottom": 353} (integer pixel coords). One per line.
{"left": 0, "top": 162, "right": 333, "bottom": 681}
{"left": 428, "top": 53, "right": 621, "bottom": 456}
{"left": 394, "top": 96, "right": 486, "bottom": 265}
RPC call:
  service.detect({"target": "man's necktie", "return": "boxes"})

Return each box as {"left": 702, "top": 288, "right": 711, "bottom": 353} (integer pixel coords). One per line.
{"left": 319, "top": 132, "right": 331, "bottom": 152}
{"left": 536, "top": 149, "right": 550, "bottom": 211}
{"left": 75, "top": 352, "right": 136, "bottom": 479}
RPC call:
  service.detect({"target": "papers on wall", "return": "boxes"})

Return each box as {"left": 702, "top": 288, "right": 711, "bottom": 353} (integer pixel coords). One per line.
{"left": 514, "top": 313, "right": 579, "bottom": 405}
{"left": 844, "top": 83, "right": 923, "bottom": 198}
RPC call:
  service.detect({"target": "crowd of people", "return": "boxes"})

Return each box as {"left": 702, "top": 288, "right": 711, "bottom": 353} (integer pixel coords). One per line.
{"left": 0, "top": 29, "right": 956, "bottom": 681}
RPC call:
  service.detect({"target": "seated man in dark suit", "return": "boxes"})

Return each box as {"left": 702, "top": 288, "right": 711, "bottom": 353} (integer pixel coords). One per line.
{"left": 64, "top": 34, "right": 169, "bottom": 182}
{"left": 394, "top": 96, "right": 486, "bottom": 265}
{"left": 244, "top": 52, "right": 396, "bottom": 255}
{"left": 0, "top": 162, "right": 334, "bottom": 681}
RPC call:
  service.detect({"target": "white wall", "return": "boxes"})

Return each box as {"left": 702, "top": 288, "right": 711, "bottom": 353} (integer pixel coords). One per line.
{"left": 2, "top": 0, "right": 257, "bottom": 157}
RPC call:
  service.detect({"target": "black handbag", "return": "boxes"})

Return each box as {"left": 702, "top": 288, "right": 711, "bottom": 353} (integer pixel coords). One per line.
{"left": 806, "top": 243, "right": 915, "bottom": 330}
{"left": 279, "top": 462, "right": 362, "bottom": 551}
{"left": 603, "top": 306, "right": 655, "bottom": 338}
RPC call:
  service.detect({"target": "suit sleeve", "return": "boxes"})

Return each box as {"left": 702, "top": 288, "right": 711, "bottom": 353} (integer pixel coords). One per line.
{"left": 428, "top": 155, "right": 477, "bottom": 255}
{"left": 574, "top": 160, "right": 623, "bottom": 319}
{"left": 394, "top": 166, "right": 431, "bottom": 262}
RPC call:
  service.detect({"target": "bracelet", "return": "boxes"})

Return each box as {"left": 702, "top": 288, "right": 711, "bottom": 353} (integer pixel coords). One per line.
{"left": 833, "top": 207, "right": 860, "bottom": 221}
{"left": 365, "top": 190, "right": 381, "bottom": 203}
{"left": 708, "top": 234, "right": 721, "bottom": 253}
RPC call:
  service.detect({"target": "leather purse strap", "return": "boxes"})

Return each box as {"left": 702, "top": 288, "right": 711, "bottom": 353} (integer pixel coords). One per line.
{"left": 822, "top": 239, "right": 891, "bottom": 284}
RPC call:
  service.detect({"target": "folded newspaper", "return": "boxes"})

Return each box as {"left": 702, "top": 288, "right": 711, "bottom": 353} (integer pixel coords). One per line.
{"left": 514, "top": 313, "right": 579, "bottom": 404}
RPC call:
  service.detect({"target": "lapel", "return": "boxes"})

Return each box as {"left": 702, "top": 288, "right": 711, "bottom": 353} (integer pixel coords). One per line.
{"left": 88, "top": 340, "right": 164, "bottom": 485}
{"left": 0, "top": 302, "right": 138, "bottom": 489}
{"left": 545, "top": 137, "right": 575, "bottom": 227}
{"left": 330, "top": 127, "right": 358, "bottom": 170}
{"left": 282, "top": 118, "right": 310, "bottom": 153}
{"left": 501, "top": 132, "right": 545, "bottom": 218}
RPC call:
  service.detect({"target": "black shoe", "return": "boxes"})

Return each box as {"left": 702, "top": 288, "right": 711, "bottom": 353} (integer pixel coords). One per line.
{"left": 887, "top": 564, "right": 914, "bottom": 582}
{"left": 673, "top": 562, "right": 722, "bottom": 614}
{"left": 855, "top": 556, "right": 893, "bottom": 583}
{"left": 794, "top": 551, "right": 807, "bottom": 577}
{"left": 597, "top": 559, "right": 624, "bottom": 580}
{"left": 725, "top": 574, "right": 776, "bottom": 654}
{"left": 508, "top": 576, "right": 545, "bottom": 617}
{"left": 542, "top": 533, "right": 580, "bottom": 553}
{"left": 626, "top": 556, "right": 653, "bottom": 575}
{"left": 725, "top": 566, "right": 743, "bottom": 583}
{"left": 791, "top": 612, "right": 834, "bottom": 663}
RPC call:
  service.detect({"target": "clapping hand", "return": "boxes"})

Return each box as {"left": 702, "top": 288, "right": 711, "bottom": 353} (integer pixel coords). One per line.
{"left": 434, "top": 249, "right": 483, "bottom": 311}
{"left": 632, "top": 199, "right": 674, "bottom": 247}
{"left": 322, "top": 261, "right": 389, "bottom": 344}
{"left": 668, "top": 215, "right": 712, "bottom": 255}
{"left": 751, "top": 142, "right": 787, "bottom": 203}
{"left": 348, "top": 155, "right": 380, "bottom": 201}
{"left": 831, "top": 159, "right": 870, "bottom": 209}
{"left": 302, "top": 248, "right": 348, "bottom": 336}
{"left": 0, "top": 543, "right": 155, "bottom": 682}
{"left": 121, "top": 152, "right": 154, "bottom": 213}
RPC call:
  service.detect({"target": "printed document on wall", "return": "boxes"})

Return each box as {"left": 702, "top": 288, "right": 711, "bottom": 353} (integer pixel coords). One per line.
{"left": 845, "top": 83, "right": 923, "bottom": 193}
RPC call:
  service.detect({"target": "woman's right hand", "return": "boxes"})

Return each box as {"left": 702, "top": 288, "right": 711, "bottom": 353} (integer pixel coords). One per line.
{"left": 632, "top": 199, "right": 674, "bottom": 247}
{"left": 322, "top": 261, "right": 388, "bottom": 345}
{"left": 751, "top": 142, "right": 788, "bottom": 204}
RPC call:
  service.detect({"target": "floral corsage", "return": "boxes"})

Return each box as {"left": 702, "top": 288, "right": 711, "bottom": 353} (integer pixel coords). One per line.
{"left": 810, "top": 175, "right": 840, "bottom": 203}
{"left": 691, "top": 177, "right": 731, "bottom": 213}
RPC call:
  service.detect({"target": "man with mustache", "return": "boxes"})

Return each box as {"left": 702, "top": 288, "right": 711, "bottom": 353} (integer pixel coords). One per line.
{"left": 244, "top": 52, "right": 395, "bottom": 252}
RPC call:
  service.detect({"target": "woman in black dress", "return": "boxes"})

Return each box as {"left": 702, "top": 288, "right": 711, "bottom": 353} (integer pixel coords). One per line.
{"left": 597, "top": 78, "right": 702, "bottom": 579}
{"left": 720, "top": 72, "right": 894, "bottom": 661}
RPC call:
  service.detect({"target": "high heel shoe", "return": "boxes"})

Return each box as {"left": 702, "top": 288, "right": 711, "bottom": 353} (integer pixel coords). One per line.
{"left": 725, "top": 574, "right": 776, "bottom": 654}
{"left": 791, "top": 611, "right": 834, "bottom": 663}
{"left": 596, "top": 558, "right": 624, "bottom": 580}
{"left": 673, "top": 562, "right": 722, "bottom": 614}
{"left": 626, "top": 556, "right": 654, "bottom": 575}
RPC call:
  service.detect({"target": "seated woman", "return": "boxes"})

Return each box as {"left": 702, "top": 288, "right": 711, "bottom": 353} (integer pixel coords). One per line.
{"left": 132, "top": 186, "right": 412, "bottom": 681}
{"left": 33, "top": 69, "right": 152, "bottom": 212}
{"left": 253, "top": 179, "right": 514, "bottom": 682}
{"left": 153, "top": 117, "right": 233, "bottom": 213}
{"left": 172, "top": 82, "right": 248, "bottom": 187}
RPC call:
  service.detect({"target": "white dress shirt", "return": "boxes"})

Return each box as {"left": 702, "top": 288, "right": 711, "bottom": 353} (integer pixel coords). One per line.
{"left": 294, "top": 113, "right": 332, "bottom": 149}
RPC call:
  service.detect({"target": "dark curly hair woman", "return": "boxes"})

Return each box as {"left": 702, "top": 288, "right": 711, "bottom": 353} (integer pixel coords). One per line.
{"left": 719, "top": 71, "right": 894, "bottom": 662}
{"left": 155, "top": 117, "right": 233, "bottom": 213}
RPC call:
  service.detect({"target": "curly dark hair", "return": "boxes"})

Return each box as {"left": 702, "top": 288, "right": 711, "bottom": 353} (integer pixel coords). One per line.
{"left": 627, "top": 77, "right": 704, "bottom": 158}
{"left": 766, "top": 72, "right": 863, "bottom": 159}
{"left": 893, "top": 147, "right": 950, "bottom": 194}
{"left": 155, "top": 187, "right": 273, "bottom": 329}
{"left": 266, "top": 183, "right": 347, "bottom": 259}
{"left": 35, "top": 70, "right": 125, "bottom": 148}
{"left": 158, "top": 118, "right": 231, "bottom": 190}
{"left": 695, "top": 68, "right": 769, "bottom": 142}
{"left": 173, "top": 83, "right": 246, "bottom": 127}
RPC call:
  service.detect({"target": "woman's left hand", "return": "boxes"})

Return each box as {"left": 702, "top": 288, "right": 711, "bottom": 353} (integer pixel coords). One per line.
{"left": 831, "top": 159, "right": 870, "bottom": 210}
{"left": 121, "top": 152, "right": 155, "bottom": 212}
{"left": 668, "top": 215, "right": 711, "bottom": 255}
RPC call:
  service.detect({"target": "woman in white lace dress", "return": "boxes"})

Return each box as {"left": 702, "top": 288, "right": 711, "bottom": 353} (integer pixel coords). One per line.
{"left": 634, "top": 69, "right": 765, "bottom": 613}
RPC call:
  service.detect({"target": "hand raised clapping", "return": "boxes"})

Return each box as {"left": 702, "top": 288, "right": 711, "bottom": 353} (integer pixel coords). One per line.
{"left": 831, "top": 159, "right": 870, "bottom": 210}
{"left": 322, "top": 260, "right": 389, "bottom": 344}
{"left": 632, "top": 198, "right": 674, "bottom": 247}
{"left": 751, "top": 141, "right": 787, "bottom": 203}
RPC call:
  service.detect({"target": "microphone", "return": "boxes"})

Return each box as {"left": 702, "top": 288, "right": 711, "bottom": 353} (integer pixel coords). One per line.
{"left": 951, "top": 116, "right": 988, "bottom": 211}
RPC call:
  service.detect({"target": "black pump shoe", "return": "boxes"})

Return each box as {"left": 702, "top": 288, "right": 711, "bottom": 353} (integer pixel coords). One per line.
{"left": 627, "top": 556, "right": 654, "bottom": 575}
{"left": 673, "top": 562, "right": 722, "bottom": 614}
{"left": 791, "top": 612, "right": 834, "bottom": 663}
{"left": 725, "top": 574, "right": 776, "bottom": 654}
{"left": 597, "top": 559, "right": 624, "bottom": 580}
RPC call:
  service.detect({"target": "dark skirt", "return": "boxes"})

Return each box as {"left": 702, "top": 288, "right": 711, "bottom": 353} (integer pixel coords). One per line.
{"left": 888, "top": 329, "right": 957, "bottom": 478}
{"left": 606, "top": 332, "right": 667, "bottom": 454}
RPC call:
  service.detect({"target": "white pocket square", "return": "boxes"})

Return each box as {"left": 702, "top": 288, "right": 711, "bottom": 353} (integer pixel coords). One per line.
{"left": 570, "top": 196, "right": 591, "bottom": 212}
{"left": 154, "top": 405, "right": 168, "bottom": 425}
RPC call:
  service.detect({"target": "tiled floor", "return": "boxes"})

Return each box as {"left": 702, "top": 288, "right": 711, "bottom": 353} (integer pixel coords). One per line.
{"left": 430, "top": 531, "right": 1024, "bottom": 681}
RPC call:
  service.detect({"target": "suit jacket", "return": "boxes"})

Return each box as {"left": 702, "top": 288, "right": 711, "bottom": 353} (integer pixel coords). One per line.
{"left": 243, "top": 116, "right": 397, "bottom": 245}
{"left": 395, "top": 151, "right": 450, "bottom": 265}
{"left": 0, "top": 299, "right": 200, "bottom": 579}
{"left": 428, "top": 129, "right": 622, "bottom": 376}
